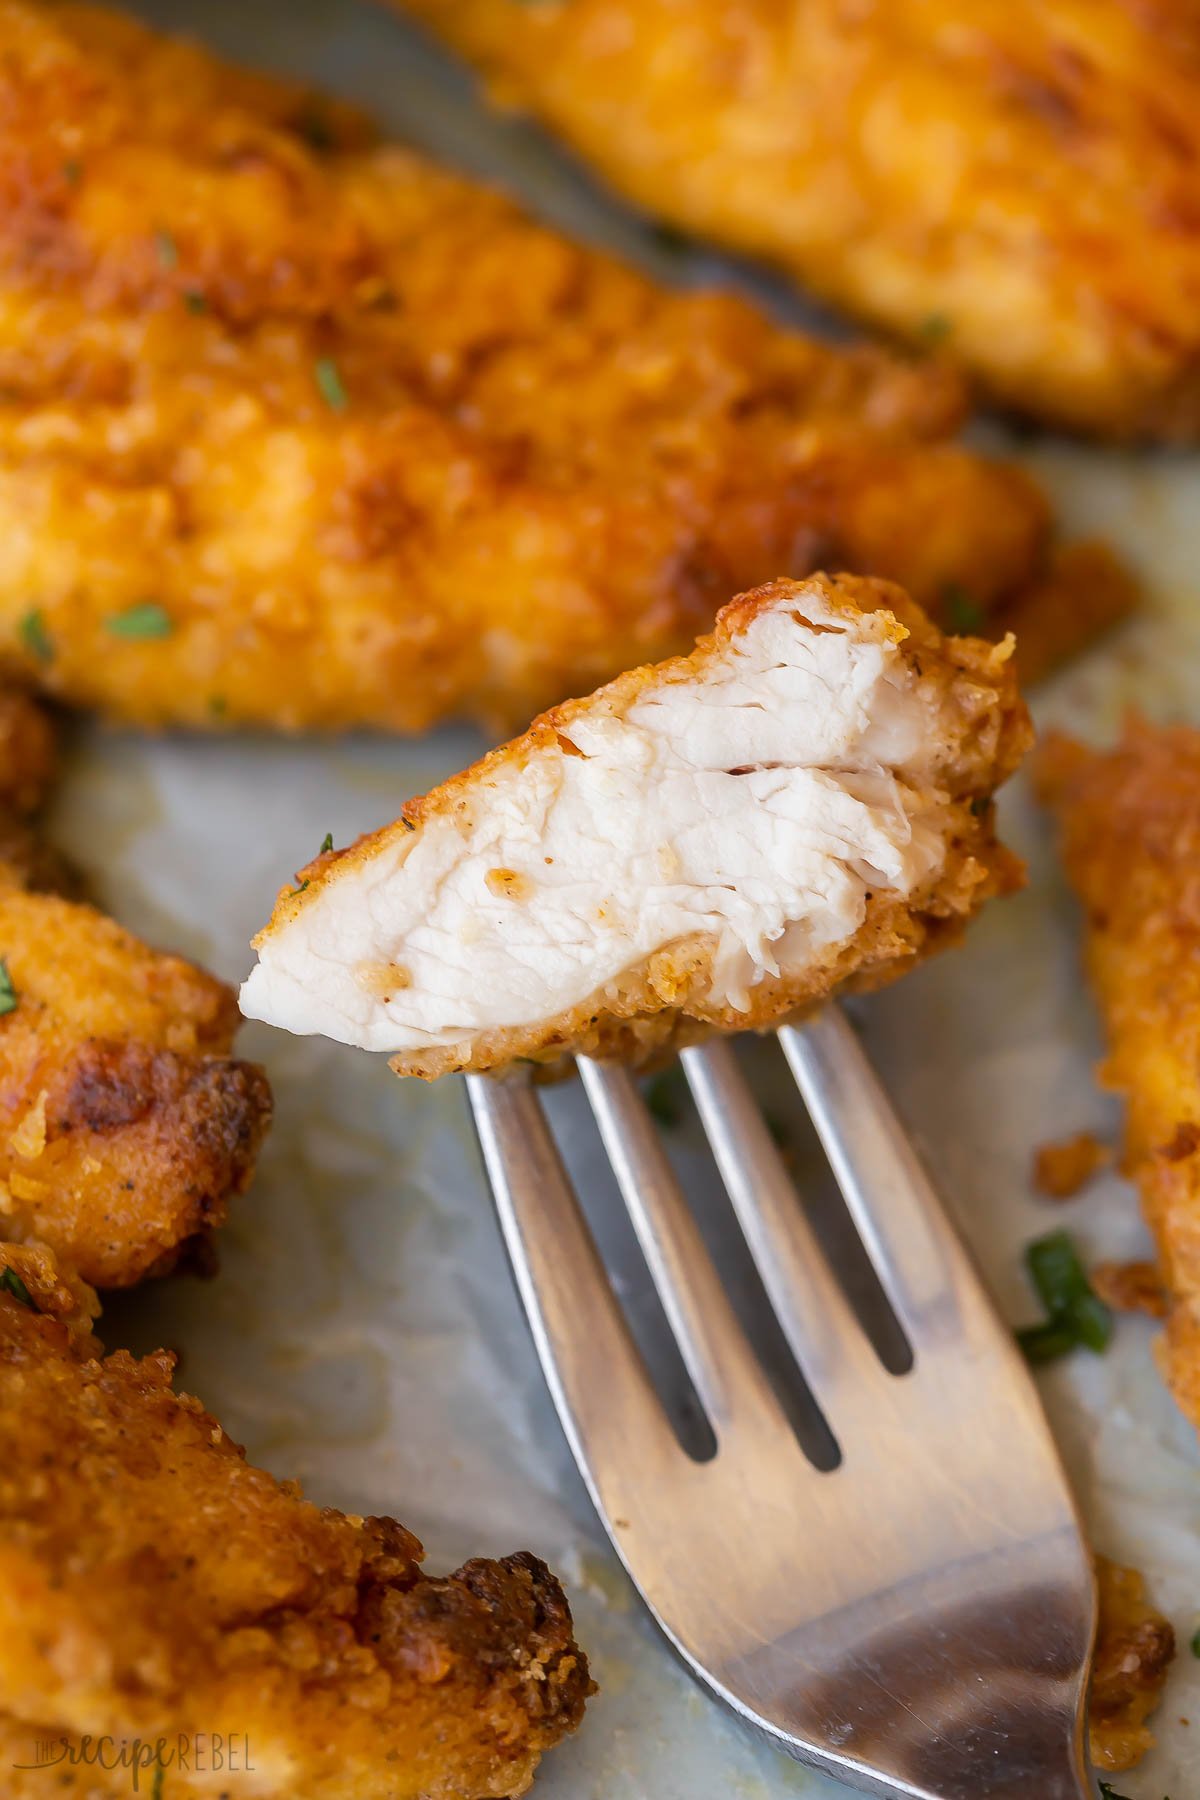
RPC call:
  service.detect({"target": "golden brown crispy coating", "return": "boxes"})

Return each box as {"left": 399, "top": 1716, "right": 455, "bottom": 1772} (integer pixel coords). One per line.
{"left": 1089, "top": 1556, "right": 1176, "bottom": 1773}
{"left": 0, "top": 871, "right": 271, "bottom": 1288}
{"left": 399, "top": 0, "right": 1200, "bottom": 440}
{"left": 0, "top": 1278, "right": 591, "bottom": 1800}
{"left": 1037, "top": 719, "right": 1200, "bottom": 1428}
{"left": 0, "top": 3, "right": 1132, "bottom": 734}
{"left": 0, "top": 684, "right": 71, "bottom": 892}
{"left": 250, "top": 575, "right": 1030, "bottom": 1076}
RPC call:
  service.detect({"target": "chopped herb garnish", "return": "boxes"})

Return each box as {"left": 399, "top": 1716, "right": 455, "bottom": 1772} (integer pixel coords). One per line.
{"left": 0, "top": 958, "right": 17, "bottom": 1017}
{"left": 1027, "top": 1230, "right": 1096, "bottom": 1321}
{"left": 1016, "top": 1319, "right": 1081, "bottom": 1365}
{"left": 1098, "top": 1786, "right": 1132, "bottom": 1800}
{"left": 154, "top": 229, "right": 178, "bottom": 270}
{"left": 920, "top": 312, "right": 953, "bottom": 344}
{"left": 644, "top": 1065, "right": 688, "bottom": 1130}
{"left": 941, "top": 583, "right": 984, "bottom": 635}
{"left": 969, "top": 795, "right": 990, "bottom": 818}
{"left": 314, "top": 356, "right": 348, "bottom": 412}
{"left": 19, "top": 608, "right": 53, "bottom": 665}
{"left": 107, "top": 602, "right": 173, "bottom": 640}
{"left": 291, "top": 879, "right": 310, "bottom": 898}
{"left": 401, "top": 817, "right": 415, "bottom": 832}
{"left": 184, "top": 290, "right": 208, "bottom": 315}
{"left": 1017, "top": 1229, "right": 1113, "bottom": 1366}
{"left": 1191, "top": 1624, "right": 1200, "bottom": 1658}
{"left": 208, "top": 694, "right": 227, "bottom": 718}
{"left": 0, "top": 1265, "right": 33, "bottom": 1309}
{"left": 319, "top": 832, "right": 333, "bottom": 855}
{"left": 62, "top": 158, "right": 82, "bottom": 187}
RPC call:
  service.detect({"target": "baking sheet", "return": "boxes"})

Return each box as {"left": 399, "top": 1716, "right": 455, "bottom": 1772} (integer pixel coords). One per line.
{"left": 66, "top": 4, "right": 1200, "bottom": 1793}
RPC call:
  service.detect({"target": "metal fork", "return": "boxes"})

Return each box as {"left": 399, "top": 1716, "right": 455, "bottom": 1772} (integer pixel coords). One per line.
{"left": 466, "top": 1004, "right": 1096, "bottom": 1799}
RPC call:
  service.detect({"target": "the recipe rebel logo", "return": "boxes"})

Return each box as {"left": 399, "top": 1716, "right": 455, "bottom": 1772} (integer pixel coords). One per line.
{"left": 13, "top": 1731, "right": 256, "bottom": 1791}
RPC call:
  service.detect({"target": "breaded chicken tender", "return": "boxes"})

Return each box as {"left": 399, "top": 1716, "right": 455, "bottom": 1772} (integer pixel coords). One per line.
{"left": 0, "top": 1269, "right": 590, "bottom": 1799}
{"left": 398, "top": 0, "right": 1200, "bottom": 440}
{"left": 0, "top": 3, "right": 1133, "bottom": 734}
{"left": 1038, "top": 719, "right": 1200, "bottom": 1428}
{"left": 243, "top": 574, "right": 1030, "bottom": 1075}
{"left": 0, "top": 869, "right": 271, "bottom": 1288}
{"left": 0, "top": 683, "right": 67, "bottom": 890}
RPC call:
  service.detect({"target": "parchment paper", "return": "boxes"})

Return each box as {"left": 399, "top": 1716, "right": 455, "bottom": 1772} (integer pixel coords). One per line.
{"left": 62, "top": 5, "right": 1200, "bottom": 1793}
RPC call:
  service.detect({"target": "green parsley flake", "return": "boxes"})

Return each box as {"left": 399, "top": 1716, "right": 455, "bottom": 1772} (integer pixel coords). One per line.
{"left": 920, "top": 312, "right": 953, "bottom": 344}
{"left": 62, "top": 159, "right": 82, "bottom": 187}
{"left": 108, "top": 602, "right": 173, "bottom": 640}
{"left": 319, "top": 833, "right": 334, "bottom": 855}
{"left": 1015, "top": 1319, "right": 1080, "bottom": 1366}
{"left": 314, "top": 356, "right": 349, "bottom": 412}
{"left": 1191, "top": 1624, "right": 1200, "bottom": 1658}
{"left": 644, "top": 1065, "right": 688, "bottom": 1130}
{"left": 0, "top": 958, "right": 17, "bottom": 1017}
{"left": 154, "top": 229, "right": 179, "bottom": 270}
{"left": 0, "top": 1265, "right": 33, "bottom": 1309}
{"left": 19, "top": 608, "right": 53, "bottom": 666}
{"left": 1097, "top": 1786, "right": 1132, "bottom": 1800}
{"left": 208, "top": 694, "right": 227, "bottom": 718}
{"left": 184, "top": 290, "right": 208, "bottom": 315}
{"left": 1017, "top": 1229, "right": 1113, "bottom": 1366}
{"left": 941, "top": 583, "right": 984, "bottom": 635}
{"left": 291, "top": 879, "right": 310, "bottom": 898}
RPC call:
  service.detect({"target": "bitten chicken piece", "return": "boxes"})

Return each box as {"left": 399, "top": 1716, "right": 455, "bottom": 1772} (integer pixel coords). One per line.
{"left": 243, "top": 574, "right": 1030, "bottom": 1075}
{"left": 398, "top": 0, "right": 1200, "bottom": 440}
{"left": 0, "top": 1270, "right": 591, "bottom": 1799}
{"left": 1038, "top": 719, "right": 1200, "bottom": 1429}
{"left": 0, "top": 3, "right": 1133, "bottom": 734}
{"left": 0, "top": 870, "right": 271, "bottom": 1287}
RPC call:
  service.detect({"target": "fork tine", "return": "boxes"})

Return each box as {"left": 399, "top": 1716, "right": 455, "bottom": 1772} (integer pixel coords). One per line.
{"left": 779, "top": 1007, "right": 985, "bottom": 1353}
{"left": 680, "top": 1038, "right": 891, "bottom": 1419}
{"left": 577, "top": 1056, "right": 789, "bottom": 1440}
{"left": 465, "top": 1068, "right": 682, "bottom": 1480}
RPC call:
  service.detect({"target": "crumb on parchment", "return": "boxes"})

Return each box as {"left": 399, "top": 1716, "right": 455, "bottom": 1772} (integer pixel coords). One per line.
{"left": 1032, "top": 1131, "right": 1111, "bottom": 1200}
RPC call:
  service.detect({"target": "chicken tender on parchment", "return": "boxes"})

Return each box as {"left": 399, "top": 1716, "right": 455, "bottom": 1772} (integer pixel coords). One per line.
{"left": 0, "top": 1269, "right": 591, "bottom": 1800}
{"left": 242, "top": 574, "right": 1030, "bottom": 1075}
{"left": 0, "top": 3, "right": 1132, "bottom": 733}
{"left": 398, "top": 0, "right": 1200, "bottom": 440}
{"left": 0, "top": 870, "right": 271, "bottom": 1288}
{"left": 1038, "top": 720, "right": 1200, "bottom": 1430}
